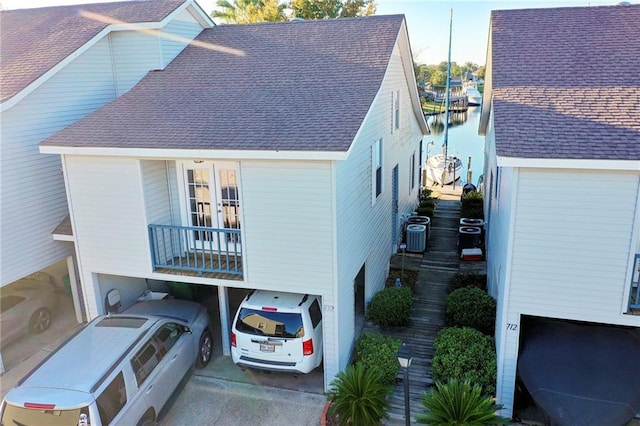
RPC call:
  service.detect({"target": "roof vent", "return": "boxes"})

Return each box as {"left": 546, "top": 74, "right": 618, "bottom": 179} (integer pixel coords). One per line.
{"left": 618, "top": 1, "right": 631, "bottom": 5}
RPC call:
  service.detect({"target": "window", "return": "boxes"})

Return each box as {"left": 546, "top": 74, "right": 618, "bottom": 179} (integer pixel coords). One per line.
{"left": 154, "top": 323, "right": 183, "bottom": 353}
{"left": 393, "top": 90, "right": 400, "bottom": 130}
{"left": 131, "top": 340, "right": 161, "bottom": 386}
{"left": 409, "top": 152, "right": 416, "bottom": 190}
{"left": 309, "top": 299, "right": 322, "bottom": 329}
{"left": 372, "top": 139, "right": 383, "bottom": 200}
{"left": 96, "top": 372, "right": 127, "bottom": 425}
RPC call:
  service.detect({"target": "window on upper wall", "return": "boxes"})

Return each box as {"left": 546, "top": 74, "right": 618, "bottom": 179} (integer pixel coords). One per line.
{"left": 372, "top": 139, "right": 383, "bottom": 200}
{"left": 410, "top": 151, "right": 416, "bottom": 190}
{"left": 393, "top": 90, "right": 400, "bottom": 131}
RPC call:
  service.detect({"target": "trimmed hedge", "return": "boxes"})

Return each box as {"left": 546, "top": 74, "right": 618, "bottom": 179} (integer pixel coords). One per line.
{"left": 354, "top": 332, "right": 402, "bottom": 386}
{"left": 366, "top": 286, "right": 413, "bottom": 327}
{"left": 461, "top": 191, "right": 483, "bottom": 219}
{"left": 432, "top": 327, "right": 496, "bottom": 395}
{"left": 449, "top": 272, "right": 487, "bottom": 292}
{"left": 445, "top": 287, "right": 496, "bottom": 336}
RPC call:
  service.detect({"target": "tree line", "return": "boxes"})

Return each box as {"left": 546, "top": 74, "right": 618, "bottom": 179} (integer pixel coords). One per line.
{"left": 415, "top": 62, "right": 485, "bottom": 87}
{"left": 212, "top": 0, "right": 377, "bottom": 23}
{"left": 211, "top": 0, "right": 485, "bottom": 83}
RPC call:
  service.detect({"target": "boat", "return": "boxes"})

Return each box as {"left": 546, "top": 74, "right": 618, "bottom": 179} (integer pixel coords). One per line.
{"left": 425, "top": 153, "right": 463, "bottom": 185}
{"left": 465, "top": 86, "right": 482, "bottom": 106}
{"left": 424, "top": 9, "right": 462, "bottom": 187}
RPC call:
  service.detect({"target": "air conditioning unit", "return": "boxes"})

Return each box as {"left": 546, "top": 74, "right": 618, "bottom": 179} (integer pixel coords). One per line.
{"left": 406, "top": 224, "right": 426, "bottom": 253}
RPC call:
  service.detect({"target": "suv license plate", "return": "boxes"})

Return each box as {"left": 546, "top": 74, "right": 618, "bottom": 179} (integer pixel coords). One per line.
{"left": 260, "top": 343, "right": 275, "bottom": 352}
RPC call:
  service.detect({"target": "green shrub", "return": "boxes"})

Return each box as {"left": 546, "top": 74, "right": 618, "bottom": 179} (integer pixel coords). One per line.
{"left": 416, "top": 379, "right": 509, "bottom": 425}
{"left": 366, "top": 286, "right": 413, "bottom": 327}
{"left": 445, "top": 287, "right": 496, "bottom": 336}
{"left": 416, "top": 206, "right": 434, "bottom": 217}
{"left": 421, "top": 188, "right": 433, "bottom": 200}
{"left": 419, "top": 198, "right": 435, "bottom": 209}
{"left": 432, "top": 327, "right": 497, "bottom": 395}
{"left": 461, "top": 191, "right": 484, "bottom": 219}
{"left": 354, "top": 332, "right": 402, "bottom": 386}
{"left": 449, "top": 272, "right": 487, "bottom": 292}
{"left": 328, "top": 363, "right": 392, "bottom": 426}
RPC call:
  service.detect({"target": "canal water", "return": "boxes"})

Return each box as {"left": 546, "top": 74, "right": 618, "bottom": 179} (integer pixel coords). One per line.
{"left": 424, "top": 105, "right": 485, "bottom": 187}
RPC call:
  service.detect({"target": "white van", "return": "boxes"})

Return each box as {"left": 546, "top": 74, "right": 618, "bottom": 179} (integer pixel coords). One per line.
{"left": 0, "top": 299, "right": 212, "bottom": 426}
{"left": 231, "top": 290, "right": 323, "bottom": 374}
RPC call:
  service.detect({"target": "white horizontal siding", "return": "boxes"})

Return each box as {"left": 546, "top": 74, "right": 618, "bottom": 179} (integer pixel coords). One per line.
{"left": 1, "top": 37, "right": 117, "bottom": 286}
{"left": 141, "top": 160, "right": 173, "bottom": 225}
{"left": 65, "top": 156, "right": 151, "bottom": 290}
{"left": 240, "top": 160, "right": 334, "bottom": 293}
{"left": 160, "top": 9, "right": 203, "bottom": 67}
{"left": 509, "top": 169, "right": 638, "bottom": 324}
{"left": 333, "top": 39, "right": 424, "bottom": 377}
{"left": 110, "top": 31, "right": 162, "bottom": 95}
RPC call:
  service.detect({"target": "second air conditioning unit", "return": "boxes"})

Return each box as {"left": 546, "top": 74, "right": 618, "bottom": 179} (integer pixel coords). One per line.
{"left": 405, "top": 224, "right": 426, "bottom": 253}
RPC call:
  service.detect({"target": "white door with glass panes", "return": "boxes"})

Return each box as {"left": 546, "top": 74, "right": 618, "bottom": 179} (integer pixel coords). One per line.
{"left": 179, "top": 161, "right": 241, "bottom": 251}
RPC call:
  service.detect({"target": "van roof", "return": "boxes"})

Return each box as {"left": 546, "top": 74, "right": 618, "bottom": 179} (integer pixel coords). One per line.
{"left": 13, "top": 315, "right": 158, "bottom": 396}
{"left": 243, "top": 290, "right": 311, "bottom": 311}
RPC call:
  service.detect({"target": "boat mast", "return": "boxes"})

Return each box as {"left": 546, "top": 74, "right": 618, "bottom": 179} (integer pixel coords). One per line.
{"left": 443, "top": 8, "right": 453, "bottom": 163}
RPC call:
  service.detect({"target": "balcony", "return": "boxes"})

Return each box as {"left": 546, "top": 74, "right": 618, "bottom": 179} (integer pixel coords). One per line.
{"left": 629, "top": 253, "right": 640, "bottom": 313}
{"left": 149, "top": 224, "right": 242, "bottom": 280}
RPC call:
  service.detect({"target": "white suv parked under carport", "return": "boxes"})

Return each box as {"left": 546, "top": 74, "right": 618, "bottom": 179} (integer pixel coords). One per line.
{"left": 231, "top": 290, "right": 323, "bottom": 374}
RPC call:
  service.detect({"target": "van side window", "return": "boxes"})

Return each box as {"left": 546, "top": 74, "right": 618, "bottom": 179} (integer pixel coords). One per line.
{"left": 309, "top": 299, "right": 322, "bottom": 328}
{"left": 96, "top": 371, "right": 127, "bottom": 425}
{"left": 155, "top": 322, "right": 183, "bottom": 353}
{"left": 131, "top": 340, "right": 161, "bottom": 386}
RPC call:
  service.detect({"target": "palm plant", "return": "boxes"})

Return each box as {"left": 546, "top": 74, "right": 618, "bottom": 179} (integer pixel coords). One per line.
{"left": 416, "top": 379, "right": 510, "bottom": 425}
{"left": 328, "top": 363, "right": 392, "bottom": 426}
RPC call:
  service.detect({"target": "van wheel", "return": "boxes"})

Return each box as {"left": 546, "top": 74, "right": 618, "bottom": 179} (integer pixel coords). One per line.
{"left": 196, "top": 329, "right": 213, "bottom": 368}
{"left": 29, "top": 308, "right": 52, "bottom": 333}
{"left": 138, "top": 418, "right": 155, "bottom": 426}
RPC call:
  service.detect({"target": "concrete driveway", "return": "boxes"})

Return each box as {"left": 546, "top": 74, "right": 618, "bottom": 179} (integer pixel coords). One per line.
{"left": 159, "top": 375, "right": 327, "bottom": 426}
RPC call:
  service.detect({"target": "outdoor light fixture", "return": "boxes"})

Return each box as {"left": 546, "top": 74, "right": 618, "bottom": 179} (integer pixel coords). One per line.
{"left": 397, "top": 342, "right": 413, "bottom": 426}
{"left": 399, "top": 243, "right": 407, "bottom": 284}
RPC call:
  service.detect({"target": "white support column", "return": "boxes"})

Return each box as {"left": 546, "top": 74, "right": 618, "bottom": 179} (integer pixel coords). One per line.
{"left": 217, "top": 286, "right": 231, "bottom": 356}
{"left": 66, "top": 256, "right": 84, "bottom": 323}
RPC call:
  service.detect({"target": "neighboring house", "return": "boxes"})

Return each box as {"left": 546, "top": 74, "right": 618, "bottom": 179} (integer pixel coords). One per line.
{"left": 0, "top": 0, "right": 213, "bottom": 371}
{"left": 479, "top": 4, "right": 640, "bottom": 421}
{"left": 40, "top": 14, "right": 429, "bottom": 390}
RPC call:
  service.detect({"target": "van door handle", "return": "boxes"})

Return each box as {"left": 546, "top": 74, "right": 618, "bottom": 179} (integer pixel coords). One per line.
{"left": 145, "top": 385, "right": 153, "bottom": 394}
{"left": 171, "top": 355, "right": 178, "bottom": 362}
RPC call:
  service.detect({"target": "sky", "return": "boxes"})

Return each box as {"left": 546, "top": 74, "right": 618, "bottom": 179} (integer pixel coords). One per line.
{"left": 2, "top": 0, "right": 623, "bottom": 65}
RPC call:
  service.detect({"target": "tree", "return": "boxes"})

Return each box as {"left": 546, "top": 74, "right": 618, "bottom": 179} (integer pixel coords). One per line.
{"left": 477, "top": 65, "right": 486, "bottom": 80}
{"left": 211, "top": 0, "right": 285, "bottom": 24}
{"left": 289, "top": 0, "right": 376, "bottom": 20}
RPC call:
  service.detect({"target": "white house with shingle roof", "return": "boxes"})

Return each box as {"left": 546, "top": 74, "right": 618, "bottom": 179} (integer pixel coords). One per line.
{"left": 40, "top": 13, "right": 429, "bottom": 390}
{"left": 0, "top": 0, "right": 213, "bottom": 371}
{"left": 480, "top": 4, "right": 640, "bottom": 422}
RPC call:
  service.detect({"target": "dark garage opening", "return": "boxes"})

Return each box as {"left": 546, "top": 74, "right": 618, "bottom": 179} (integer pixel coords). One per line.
{"left": 516, "top": 316, "right": 640, "bottom": 426}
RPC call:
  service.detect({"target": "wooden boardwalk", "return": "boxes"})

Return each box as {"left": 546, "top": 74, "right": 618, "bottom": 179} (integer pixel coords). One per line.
{"left": 363, "top": 188, "right": 470, "bottom": 424}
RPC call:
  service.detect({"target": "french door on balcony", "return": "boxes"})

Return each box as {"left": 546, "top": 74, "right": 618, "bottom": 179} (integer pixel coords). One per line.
{"left": 179, "top": 161, "right": 241, "bottom": 251}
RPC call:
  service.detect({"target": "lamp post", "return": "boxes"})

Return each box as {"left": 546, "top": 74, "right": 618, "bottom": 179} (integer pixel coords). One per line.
{"left": 397, "top": 342, "right": 413, "bottom": 426}
{"left": 399, "top": 243, "right": 407, "bottom": 285}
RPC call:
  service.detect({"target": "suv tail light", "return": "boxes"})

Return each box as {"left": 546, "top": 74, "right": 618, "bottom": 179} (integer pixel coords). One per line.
{"left": 303, "top": 339, "right": 313, "bottom": 356}
{"left": 231, "top": 332, "right": 236, "bottom": 347}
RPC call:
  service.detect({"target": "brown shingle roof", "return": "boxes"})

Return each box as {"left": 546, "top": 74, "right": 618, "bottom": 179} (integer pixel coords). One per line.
{"left": 41, "top": 15, "right": 406, "bottom": 153}
{"left": 0, "top": 0, "right": 186, "bottom": 103}
{"left": 489, "top": 5, "right": 640, "bottom": 160}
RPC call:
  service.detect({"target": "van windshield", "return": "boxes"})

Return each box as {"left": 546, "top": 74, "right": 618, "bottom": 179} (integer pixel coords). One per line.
{"left": 1, "top": 403, "right": 90, "bottom": 426}
{"left": 235, "top": 308, "right": 304, "bottom": 338}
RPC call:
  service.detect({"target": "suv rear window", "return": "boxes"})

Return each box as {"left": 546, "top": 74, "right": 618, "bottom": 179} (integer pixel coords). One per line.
{"left": 235, "top": 308, "right": 304, "bottom": 338}
{"left": 1, "top": 403, "right": 89, "bottom": 426}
